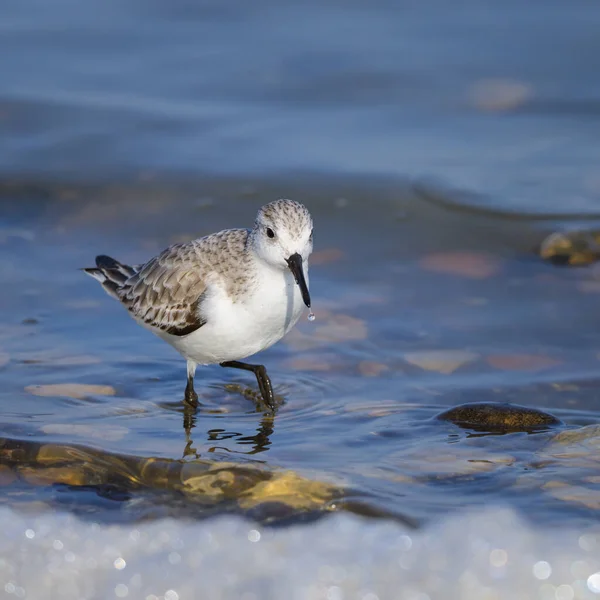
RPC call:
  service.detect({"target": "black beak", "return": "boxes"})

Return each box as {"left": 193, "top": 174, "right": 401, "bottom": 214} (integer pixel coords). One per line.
{"left": 286, "top": 252, "right": 311, "bottom": 308}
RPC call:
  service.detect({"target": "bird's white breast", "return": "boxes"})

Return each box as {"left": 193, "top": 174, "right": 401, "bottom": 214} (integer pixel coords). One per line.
{"left": 166, "top": 263, "right": 307, "bottom": 364}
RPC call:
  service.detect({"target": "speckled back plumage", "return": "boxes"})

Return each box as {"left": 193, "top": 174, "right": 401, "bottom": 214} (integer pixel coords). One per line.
{"left": 86, "top": 229, "right": 252, "bottom": 336}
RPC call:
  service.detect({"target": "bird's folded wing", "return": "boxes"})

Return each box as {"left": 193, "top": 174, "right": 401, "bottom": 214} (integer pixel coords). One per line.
{"left": 120, "top": 243, "right": 207, "bottom": 336}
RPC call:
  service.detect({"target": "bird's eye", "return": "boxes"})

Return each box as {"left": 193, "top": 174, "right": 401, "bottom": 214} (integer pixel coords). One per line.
{"left": 309, "top": 229, "right": 313, "bottom": 241}
{"left": 266, "top": 227, "right": 275, "bottom": 239}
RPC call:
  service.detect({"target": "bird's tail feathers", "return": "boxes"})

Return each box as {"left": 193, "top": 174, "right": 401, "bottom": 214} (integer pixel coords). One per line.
{"left": 82, "top": 255, "right": 137, "bottom": 300}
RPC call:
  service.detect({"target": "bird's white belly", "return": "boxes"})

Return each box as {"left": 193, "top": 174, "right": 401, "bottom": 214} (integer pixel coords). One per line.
{"left": 164, "top": 267, "right": 306, "bottom": 364}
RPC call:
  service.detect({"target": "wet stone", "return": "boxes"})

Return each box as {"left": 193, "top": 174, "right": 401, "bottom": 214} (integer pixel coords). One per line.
{"left": 243, "top": 501, "right": 319, "bottom": 524}
{"left": 538, "top": 424, "right": 600, "bottom": 467}
{"left": 403, "top": 349, "right": 478, "bottom": 375}
{"left": 314, "top": 314, "right": 368, "bottom": 343}
{"left": 310, "top": 247, "right": 344, "bottom": 265}
{"left": 542, "top": 482, "right": 600, "bottom": 511}
{"left": 420, "top": 251, "right": 502, "bottom": 279}
{"left": 357, "top": 361, "right": 390, "bottom": 377}
{"left": 486, "top": 354, "right": 562, "bottom": 372}
{"left": 182, "top": 469, "right": 237, "bottom": 498}
{"left": 435, "top": 402, "right": 562, "bottom": 432}
{"left": 539, "top": 230, "right": 600, "bottom": 266}
{"left": 41, "top": 424, "right": 129, "bottom": 441}
{"left": 390, "top": 446, "right": 515, "bottom": 480}
{"left": 285, "top": 355, "right": 338, "bottom": 372}
{"left": 238, "top": 470, "right": 338, "bottom": 510}
{"left": 18, "top": 465, "right": 89, "bottom": 487}
{"left": 547, "top": 424, "right": 600, "bottom": 447}
{"left": 180, "top": 462, "right": 266, "bottom": 499}
{"left": 21, "top": 353, "right": 101, "bottom": 367}
{"left": 25, "top": 383, "right": 116, "bottom": 399}
{"left": 36, "top": 444, "right": 96, "bottom": 465}
{"left": 139, "top": 457, "right": 184, "bottom": 489}
{"left": 469, "top": 78, "right": 532, "bottom": 112}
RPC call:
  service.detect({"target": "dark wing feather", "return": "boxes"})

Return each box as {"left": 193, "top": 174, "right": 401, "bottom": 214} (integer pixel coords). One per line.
{"left": 118, "top": 243, "right": 207, "bottom": 336}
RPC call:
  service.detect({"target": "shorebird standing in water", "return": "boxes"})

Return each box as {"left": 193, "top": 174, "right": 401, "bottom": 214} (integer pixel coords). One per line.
{"left": 84, "top": 199, "right": 314, "bottom": 410}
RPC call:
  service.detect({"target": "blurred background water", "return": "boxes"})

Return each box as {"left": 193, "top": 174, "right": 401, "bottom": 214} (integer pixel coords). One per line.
{"left": 1, "top": 0, "right": 600, "bottom": 212}
{"left": 2, "top": 0, "right": 600, "bottom": 598}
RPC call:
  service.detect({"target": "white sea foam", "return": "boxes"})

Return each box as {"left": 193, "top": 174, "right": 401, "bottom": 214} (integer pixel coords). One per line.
{"left": 1, "top": 506, "right": 600, "bottom": 599}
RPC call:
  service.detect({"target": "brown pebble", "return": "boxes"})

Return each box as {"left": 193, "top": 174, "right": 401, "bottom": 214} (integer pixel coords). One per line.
{"left": 358, "top": 361, "right": 389, "bottom": 377}
{"left": 404, "top": 350, "right": 478, "bottom": 374}
{"left": 420, "top": 251, "right": 502, "bottom": 279}
{"left": 314, "top": 314, "right": 368, "bottom": 343}
{"left": 539, "top": 231, "right": 600, "bottom": 266}
{"left": 25, "top": 383, "right": 116, "bottom": 399}
{"left": 469, "top": 78, "right": 532, "bottom": 112}
{"left": 546, "top": 424, "right": 600, "bottom": 447}
{"left": 486, "top": 354, "right": 562, "bottom": 372}
{"left": 310, "top": 248, "right": 344, "bottom": 266}
{"left": 544, "top": 483, "right": 600, "bottom": 510}
{"left": 436, "top": 402, "right": 562, "bottom": 432}
{"left": 284, "top": 356, "right": 335, "bottom": 372}
{"left": 41, "top": 424, "right": 129, "bottom": 441}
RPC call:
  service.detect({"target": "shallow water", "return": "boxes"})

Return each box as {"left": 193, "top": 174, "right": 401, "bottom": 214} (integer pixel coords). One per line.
{"left": 2, "top": 179, "right": 600, "bottom": 529}
{"left": 2, "top": 0, "right": 600, "bottom": 594}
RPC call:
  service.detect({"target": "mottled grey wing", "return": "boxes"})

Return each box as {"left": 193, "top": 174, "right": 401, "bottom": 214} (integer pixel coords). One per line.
{"left": 119, "top": 243, "right": 207, "bottom": 336}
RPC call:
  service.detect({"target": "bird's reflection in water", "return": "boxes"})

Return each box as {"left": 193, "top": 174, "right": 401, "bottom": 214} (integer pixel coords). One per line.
{"left": 181, "top": 395, "right": 275, "bottom": 459}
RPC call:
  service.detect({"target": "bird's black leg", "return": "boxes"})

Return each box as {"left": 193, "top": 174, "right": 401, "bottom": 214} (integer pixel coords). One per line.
{"left": 220, "top": 360, "right": 276, "bottom": 410}
{"left": 182, "top": 398, "right": 198, "bottom": 458}
{"left": 182, "top": 362, "right": 199, "bottom": 458}
{"left": 184, "top": 360, "right": 199, "bottom": 406}
{"left": 184, "top": 375, "right": 198, "bottom": 405}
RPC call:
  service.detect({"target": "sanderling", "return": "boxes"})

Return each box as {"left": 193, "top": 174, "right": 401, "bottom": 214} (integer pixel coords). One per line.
{"left": 84, "top": 199, "right": 314, "bottom": 410}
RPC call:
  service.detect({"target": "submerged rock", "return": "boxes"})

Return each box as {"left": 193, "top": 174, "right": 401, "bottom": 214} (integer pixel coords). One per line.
{"left": 545, "top": 423, "right": 600, "bottom": 448}
{"left": 403, "top": 349, "right": 478, "bottom": 374}
{"left": 238, "top": 470, "right": 338, "bottom": 510}
{"left": 536, "top": 425, "right": 600, "bottom": 510}
{"left": 0, "top": 436, "right": 343, "bottom": 522}
{"left": 436, "top": 402, "right": 562, "bottom": 432}
{"left": 25, "top": 383, "right": 116, "bottom": 399}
